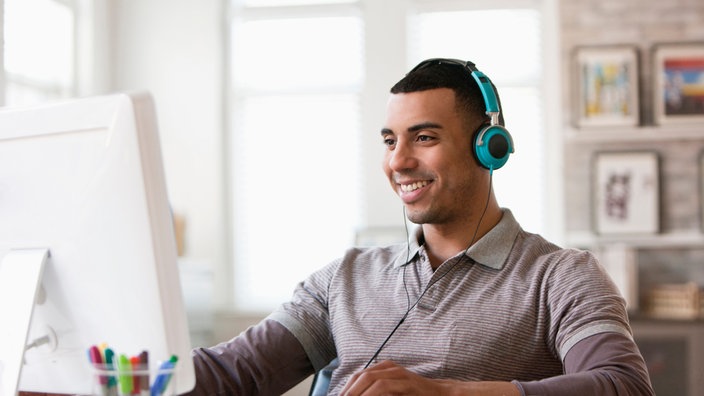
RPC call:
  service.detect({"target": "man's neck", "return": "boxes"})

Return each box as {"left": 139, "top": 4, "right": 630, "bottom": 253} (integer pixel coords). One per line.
{"left": 421, "top": 206, "right": 503, "bottom": 269}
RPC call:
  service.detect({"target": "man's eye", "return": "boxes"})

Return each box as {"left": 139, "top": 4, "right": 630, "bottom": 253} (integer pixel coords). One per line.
{"left": 383, "top": 138, "right": 396, "bottom": 147}
{"left": 417, "top": 135, "right": 434, "bottom": 142}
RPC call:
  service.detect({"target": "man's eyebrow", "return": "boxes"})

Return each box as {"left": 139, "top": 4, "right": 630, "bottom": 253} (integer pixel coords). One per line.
{"left": 407, "top": 122, "right": 443, "bottom": 133}
{"left": 380, "top": 122, "right": 443, "bottom": 136}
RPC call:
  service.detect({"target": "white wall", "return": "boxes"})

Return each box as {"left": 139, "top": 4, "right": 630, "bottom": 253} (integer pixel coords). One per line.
{"left": 110, "top": 0, "right": 229, "bottom": 309}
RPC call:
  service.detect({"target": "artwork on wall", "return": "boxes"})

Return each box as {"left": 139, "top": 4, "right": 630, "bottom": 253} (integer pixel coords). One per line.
{"left": 593, "top": 151, "right": 659, "bottom": 235}
{"left": 653, "top": 42, "right": 704, "bottom": 125}
{"left": 573, "top": 45, "right": 640, "bottom": 128}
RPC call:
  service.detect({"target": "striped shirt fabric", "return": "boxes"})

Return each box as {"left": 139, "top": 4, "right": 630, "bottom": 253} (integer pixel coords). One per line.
{"left": 270, "top": 209, "right": 632, "bottom": 395}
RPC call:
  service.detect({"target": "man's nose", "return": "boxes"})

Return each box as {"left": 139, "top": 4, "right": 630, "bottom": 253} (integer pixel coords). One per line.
{"left": 387, "top": 143, "right": 417, "bottom": 172}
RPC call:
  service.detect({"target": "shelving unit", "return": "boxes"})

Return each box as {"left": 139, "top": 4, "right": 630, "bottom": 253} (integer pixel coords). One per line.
{"left": 559, "top": 1, "right": 704, "bottom": 393}
{"left": 564, "top": 117, "right": 704, "bottom": 327}
{"left": 565, "top": 124, "right": 704, "bottom": 143}
{"left": 566, "top": 230, "right": 704, "bottom": 250}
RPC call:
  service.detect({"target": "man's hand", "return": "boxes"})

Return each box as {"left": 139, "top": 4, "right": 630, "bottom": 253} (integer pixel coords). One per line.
{"left": 339, "top": 360, "right": 521, "bottom": 396}
{"left": 340, "top": 360, "right": 451, "bottom": 395}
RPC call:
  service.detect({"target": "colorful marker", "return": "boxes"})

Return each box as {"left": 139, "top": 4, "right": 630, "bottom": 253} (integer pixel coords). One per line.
{"left": 117, "top": 354, "right": 133, "bottom": 395}
{"left": 87, "top": 345, "right": 176, "bottom": 396}
{"left": 88, "top": 345, "right": 109, "bottom": 395}
{"left": 139, "top": 350, "right": 150, "bottom": 396}
{"left": 131, "top": 355, "right": 142, "bottom": 394}
{"left": 103, "top": 347, "right": 118, "bottom": 396}
{"left": 150, "top": 355, "right": 178, "bottom": 396}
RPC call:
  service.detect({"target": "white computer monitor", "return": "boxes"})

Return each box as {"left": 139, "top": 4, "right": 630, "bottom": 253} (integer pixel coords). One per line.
{"left": 0, "top": 92, "right": 195, "bottom": 395}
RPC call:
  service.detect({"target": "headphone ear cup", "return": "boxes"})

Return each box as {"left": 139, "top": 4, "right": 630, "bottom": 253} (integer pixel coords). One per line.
{"left": 473, "top": 125, "right": 514, "bottom": 170}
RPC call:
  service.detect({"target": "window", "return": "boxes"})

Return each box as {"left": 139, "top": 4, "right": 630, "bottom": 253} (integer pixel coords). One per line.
{"left": 2, "top": 0, "right": 76, "bottom": 106}
{"left": 228, "top": 1, "right": 363, "bottom": 312}
{"left": 227, "top": 0, "right": 557, "bottom": 313}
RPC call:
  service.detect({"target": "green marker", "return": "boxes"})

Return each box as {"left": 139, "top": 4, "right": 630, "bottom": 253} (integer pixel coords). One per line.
{"left": 117, "top": 354, "right": 133, "bottom": 395}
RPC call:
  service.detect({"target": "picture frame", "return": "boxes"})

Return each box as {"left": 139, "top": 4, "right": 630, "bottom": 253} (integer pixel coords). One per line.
{"left": 653, "top": 42, "right": 704, "bottom": 125}
{"left": 573, "top": 45, "right": 640, "bottom": 128}
{"left": 593, "top": 151, "right": 659, "bottom": 235}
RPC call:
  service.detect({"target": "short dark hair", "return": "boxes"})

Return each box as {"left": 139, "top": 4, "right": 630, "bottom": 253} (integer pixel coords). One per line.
{"left": 390, "top": 60, "right": 504, "bottom": 128}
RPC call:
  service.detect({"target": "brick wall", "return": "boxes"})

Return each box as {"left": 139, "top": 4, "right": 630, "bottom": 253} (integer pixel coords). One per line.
{"left": 561, "top": 0, "right": 704, "bottom": 234}
{"left": 560, "top": 0, "right": 704, "bottom": 289}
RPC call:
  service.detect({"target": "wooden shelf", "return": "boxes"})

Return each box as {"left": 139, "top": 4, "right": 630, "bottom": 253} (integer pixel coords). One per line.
{"left": 565, "top": 124, "right": 704, "bottom": 143}
{"left": 566, "top": 230, "right": 704, "bottom": 249}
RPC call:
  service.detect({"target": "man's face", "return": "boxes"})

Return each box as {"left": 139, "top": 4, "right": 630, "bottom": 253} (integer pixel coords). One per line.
{"left": 381, "top": 88, "right": 485, "bottom": 225}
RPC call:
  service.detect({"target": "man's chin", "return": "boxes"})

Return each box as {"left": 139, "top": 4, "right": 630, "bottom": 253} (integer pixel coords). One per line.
{"left": 404, "top": 209, "right": 431, "bottom": 225}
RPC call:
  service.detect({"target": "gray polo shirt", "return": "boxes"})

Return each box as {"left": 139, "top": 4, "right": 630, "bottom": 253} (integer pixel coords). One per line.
{"left": 270, "top": 209, "right": 632, "bottom": 395}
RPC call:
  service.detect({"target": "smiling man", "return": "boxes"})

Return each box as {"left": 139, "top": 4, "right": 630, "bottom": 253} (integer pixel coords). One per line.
{"left": 381, "top": 86, "right": 502, "bottom": 267}
{"left": 186, "top": 59, "right": 654, "bottom": 395}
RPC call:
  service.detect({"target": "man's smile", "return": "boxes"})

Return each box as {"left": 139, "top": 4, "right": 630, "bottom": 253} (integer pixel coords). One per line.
{"left": 400, "top": 180, "right": 431, "bottom": 192}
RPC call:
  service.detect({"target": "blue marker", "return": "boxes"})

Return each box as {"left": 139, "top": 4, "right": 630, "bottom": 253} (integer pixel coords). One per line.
{"left": 150, "top": 355, "right": 178, "bottom": 396}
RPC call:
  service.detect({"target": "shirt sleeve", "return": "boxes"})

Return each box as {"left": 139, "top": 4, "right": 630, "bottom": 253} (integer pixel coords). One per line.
{"left": 184, "top": 318, "right": 314, "bottom": 396}
{"left": 514, "top": 332, "right": 654, "bottom": 396}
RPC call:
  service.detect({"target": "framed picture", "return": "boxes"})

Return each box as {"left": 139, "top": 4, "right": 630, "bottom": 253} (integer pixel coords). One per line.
{"left": 593, "top": 151, "right": 659, "bottom": 235}
{"left": 573, "top": 45, "right": 640, "bottom": 128}
{"left": 653, "top": 42, "right": 704, "bottom": 125}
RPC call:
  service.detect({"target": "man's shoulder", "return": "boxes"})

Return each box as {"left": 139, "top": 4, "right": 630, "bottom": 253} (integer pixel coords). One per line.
{"left": 511, "top": 230, "right": 603, "bottom": 277}
{"left": 337, "top": 242, "right": 411, "bottom": 272}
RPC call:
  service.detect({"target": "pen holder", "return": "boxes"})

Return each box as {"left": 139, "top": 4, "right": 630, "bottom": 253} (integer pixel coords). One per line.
{"left": 90, "top": 363, "right": 177, "bottom": 396}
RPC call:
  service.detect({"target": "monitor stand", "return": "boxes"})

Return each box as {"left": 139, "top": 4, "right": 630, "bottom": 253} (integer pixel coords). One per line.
{"left": 0, "top": 249, "right": 49, "bottom": 396}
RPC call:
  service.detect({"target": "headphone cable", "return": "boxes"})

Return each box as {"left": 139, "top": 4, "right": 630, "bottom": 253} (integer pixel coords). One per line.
{"left": 363, "top": 170, "right": 494, "bottom": 368}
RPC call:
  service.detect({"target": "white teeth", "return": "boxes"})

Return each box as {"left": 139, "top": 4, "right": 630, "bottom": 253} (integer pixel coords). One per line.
{"left": 400, "top": 180, "right": 429, "bottom": 192}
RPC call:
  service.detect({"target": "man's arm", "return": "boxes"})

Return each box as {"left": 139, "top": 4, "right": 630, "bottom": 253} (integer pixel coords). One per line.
{"left": 340, "top": 332, "right": 653, "bottom": 396}
{"left": 339, "top": 360, "right": 520, "bottom": 396}
{"left": 515, "top": 331, "right": 654, "bottom": 396}
{"left": 185, "top": 318, "right": 314, "bottom": 395}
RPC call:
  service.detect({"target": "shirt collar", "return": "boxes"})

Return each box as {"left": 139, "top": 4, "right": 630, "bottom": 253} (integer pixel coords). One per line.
{"left": 466, "top": 209, "right": 520, "bottom": 270}
{"left": 393, "top": 209, "right": 520, "bottom": 270}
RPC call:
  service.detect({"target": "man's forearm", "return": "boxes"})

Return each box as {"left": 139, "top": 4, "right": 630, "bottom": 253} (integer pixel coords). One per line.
{"left": 185, "top": 318, "right": 313, "bottom": 395}
{"left": 516, "top": 332, "right": 654, "bottom": 396}
{"left": 444, "top": 380, "right": 520, "bottom": 396}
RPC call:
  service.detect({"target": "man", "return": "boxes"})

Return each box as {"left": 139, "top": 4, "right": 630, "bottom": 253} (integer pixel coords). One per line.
{"left": 187, "top": 59, "right": 654, "bottom": 395}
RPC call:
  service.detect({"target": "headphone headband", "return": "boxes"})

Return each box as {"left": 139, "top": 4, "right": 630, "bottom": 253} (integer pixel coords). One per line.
{"left": 408, "top": 58, "right": 501, "bottom": 125}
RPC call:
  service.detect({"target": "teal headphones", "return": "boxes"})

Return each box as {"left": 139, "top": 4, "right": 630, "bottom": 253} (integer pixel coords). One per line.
{"left": 408, "top": 58, "right": 515, "bottom": 171}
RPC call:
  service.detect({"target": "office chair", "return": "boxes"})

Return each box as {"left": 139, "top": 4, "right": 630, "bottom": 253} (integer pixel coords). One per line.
{"left": 308, "top": 358, "right": 338, "bottom": 396}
